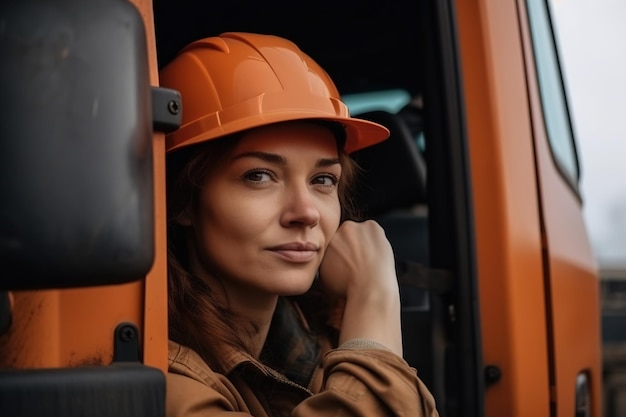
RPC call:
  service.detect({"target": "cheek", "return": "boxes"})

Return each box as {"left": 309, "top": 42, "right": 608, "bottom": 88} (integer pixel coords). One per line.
{"left": 320, "top": 197, "right": 342, "bottom": 236}
{"left": 198, "top": 194, "right": 264, "bottom": 239}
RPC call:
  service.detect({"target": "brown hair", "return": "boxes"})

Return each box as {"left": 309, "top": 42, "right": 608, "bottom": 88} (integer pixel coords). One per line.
{"left": 166, "top": 121, "right": 361, "bottom": 371}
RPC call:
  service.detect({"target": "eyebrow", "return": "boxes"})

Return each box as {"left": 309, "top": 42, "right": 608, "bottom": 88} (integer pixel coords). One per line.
{"left": 232, "top": 151, "right": 340, "bottom": 168}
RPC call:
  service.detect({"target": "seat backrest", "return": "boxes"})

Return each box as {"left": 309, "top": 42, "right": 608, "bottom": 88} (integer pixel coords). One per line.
{"left": 350, "top": 110, "right": 427, "bottom": 219}
{"left": 350, "top": 109, "right": 446, "bottom": 403}
{"left": 351, "top": 109, "right": 429, "bottom": 267}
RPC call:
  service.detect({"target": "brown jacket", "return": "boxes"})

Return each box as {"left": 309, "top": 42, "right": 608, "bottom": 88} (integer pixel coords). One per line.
{"left": 166, "top": 299, "right": 439, "bottom": 417}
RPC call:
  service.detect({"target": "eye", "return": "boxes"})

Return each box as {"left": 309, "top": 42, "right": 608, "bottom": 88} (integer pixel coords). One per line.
{"left": 242, "top": 169, "right": 274, "bottom": 184}
{"left": 311, "top": 173, "right": 339, "bottom": 187}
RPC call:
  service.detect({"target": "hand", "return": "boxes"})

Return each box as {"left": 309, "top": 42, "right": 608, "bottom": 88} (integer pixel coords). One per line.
{"left": 319, "top": 220, "right": 397, "bottom": 298}
{"left": 319, "top": 220, "right": 403, "bottom": 355}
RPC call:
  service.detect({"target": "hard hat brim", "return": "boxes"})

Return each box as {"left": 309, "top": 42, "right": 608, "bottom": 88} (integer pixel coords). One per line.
{"left": 167, "top": 110, "right": 390, "bottom": 154}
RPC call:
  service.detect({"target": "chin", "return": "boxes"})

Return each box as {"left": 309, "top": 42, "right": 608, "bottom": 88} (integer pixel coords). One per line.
{"left": 272, "top": 273, "right": 317, "bottom": 296}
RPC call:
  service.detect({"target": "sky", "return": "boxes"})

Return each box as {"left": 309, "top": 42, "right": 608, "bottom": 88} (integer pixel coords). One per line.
{"left": 550, "top": 0, "right": 626, "bottom": 270}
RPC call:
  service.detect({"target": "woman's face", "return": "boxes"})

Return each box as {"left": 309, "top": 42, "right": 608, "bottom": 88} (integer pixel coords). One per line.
{"left": 187, "top": 121, "right": 342, "bottom": 303}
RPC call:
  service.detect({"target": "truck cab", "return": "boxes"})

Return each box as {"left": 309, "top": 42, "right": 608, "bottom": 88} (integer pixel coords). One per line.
{"left": 0, "top": 1, "right": 602, "bottom": 416}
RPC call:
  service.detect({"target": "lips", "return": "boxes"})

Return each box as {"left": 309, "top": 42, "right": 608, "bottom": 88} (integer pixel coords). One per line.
{"left": 267, "top": 242, "right": 320, "bottom": 263}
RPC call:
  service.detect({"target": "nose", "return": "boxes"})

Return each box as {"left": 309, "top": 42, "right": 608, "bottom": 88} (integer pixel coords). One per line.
{"left": 280, "top": 183, "right": 320, "bottom": 228}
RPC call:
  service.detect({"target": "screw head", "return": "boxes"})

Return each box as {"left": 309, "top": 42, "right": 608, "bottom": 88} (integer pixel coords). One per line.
{"left": 167, "top": 100, "right": 180, "bottom": 115}
{"left": 119, "top": 325, "right": 136, "bottom": 342}
{"left": 484, "top": 365, "right": 502, "bottom": 385}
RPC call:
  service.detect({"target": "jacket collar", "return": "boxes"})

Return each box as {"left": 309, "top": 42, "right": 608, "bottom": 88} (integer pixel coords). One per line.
{"left": 217, "top": 297, "right": 323, "bottom": 389}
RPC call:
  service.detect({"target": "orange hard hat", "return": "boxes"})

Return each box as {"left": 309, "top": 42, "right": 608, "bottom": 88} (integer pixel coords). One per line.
{"left": 159, "top": 32, "right": 389, "bottom": 153}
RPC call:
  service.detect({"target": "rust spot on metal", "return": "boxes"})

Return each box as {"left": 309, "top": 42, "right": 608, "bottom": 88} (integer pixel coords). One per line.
{"left": 69, "top": 351, "right": 106, "bottom": 367}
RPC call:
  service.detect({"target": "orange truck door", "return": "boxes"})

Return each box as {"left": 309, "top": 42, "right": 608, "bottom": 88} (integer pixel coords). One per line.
{"left": 457, "top": 0, "right": 602, "bottom": 416}
{"left": 0, "top": 0, "right": 172, "bottom": 415}
{"left": 520, "top": 0, "right": 602, "bottom": 416}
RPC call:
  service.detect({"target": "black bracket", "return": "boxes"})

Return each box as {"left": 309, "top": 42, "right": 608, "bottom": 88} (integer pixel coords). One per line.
{"left": 113, "top": 322, "right": 142, "bottom": 363}
{"left": 0, "top": 291, "right": 11, "bottom": 336}
{"left": 152, "top": 87, "right": 182, "bottom": 133}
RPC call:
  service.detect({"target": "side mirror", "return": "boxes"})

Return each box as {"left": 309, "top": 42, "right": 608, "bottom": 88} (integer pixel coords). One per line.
{"left": 0, "top": 0, "right": 156, "bottom": 289}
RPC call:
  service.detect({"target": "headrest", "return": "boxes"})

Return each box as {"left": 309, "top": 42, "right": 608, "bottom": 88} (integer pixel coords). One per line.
{"left": 350, "top": 110, "right": 427, "bottom": 218}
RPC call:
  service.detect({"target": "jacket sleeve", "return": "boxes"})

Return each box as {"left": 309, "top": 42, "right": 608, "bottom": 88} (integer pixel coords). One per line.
{"left": 294, "top": 344, "right": 439, "bottom": 417}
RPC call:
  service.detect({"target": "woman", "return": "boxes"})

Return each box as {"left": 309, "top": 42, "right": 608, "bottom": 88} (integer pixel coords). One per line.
{"left": 161, "top": 32, "right": 439, "bottom": 416}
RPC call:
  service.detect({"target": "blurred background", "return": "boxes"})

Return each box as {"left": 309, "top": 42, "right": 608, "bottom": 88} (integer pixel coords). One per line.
{"left": 552, "top": 0, "right": 626, "bottom": 270}
{"left": 551, "top": 0, "right": 626, "bottom": 414}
